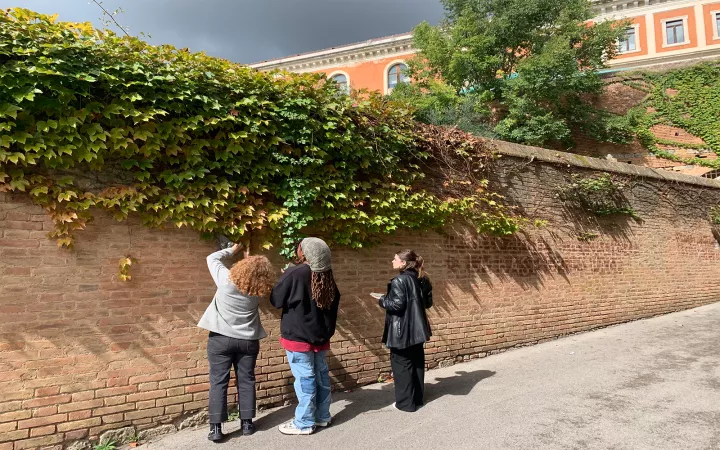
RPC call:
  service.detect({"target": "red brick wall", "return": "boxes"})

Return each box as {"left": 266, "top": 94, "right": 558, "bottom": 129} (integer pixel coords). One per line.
{"left": 3, "top": 148, "right": 720, "bottom": 449}
{"left": 570, "top": 81, "right": 712, "bottom": 171}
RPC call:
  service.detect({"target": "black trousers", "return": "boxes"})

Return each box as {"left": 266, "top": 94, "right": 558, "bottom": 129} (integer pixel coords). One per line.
{"left": 207, "top": 332, "right": 260, "bottom": 423}
{"left": 390, "top": 343, "right": 425, "bottom": 412}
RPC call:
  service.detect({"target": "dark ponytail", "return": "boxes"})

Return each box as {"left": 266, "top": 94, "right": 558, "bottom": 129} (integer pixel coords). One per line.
{"left": 416, "top": 254, "right": 425, "bottom": 279}
{"left": 396, "top": 249, "right": 427, "bottom": 278}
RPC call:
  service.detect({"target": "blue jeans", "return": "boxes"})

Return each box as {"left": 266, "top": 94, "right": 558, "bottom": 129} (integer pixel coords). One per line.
{"left": 286, "top": 350, "right": 332, "bottom": 430}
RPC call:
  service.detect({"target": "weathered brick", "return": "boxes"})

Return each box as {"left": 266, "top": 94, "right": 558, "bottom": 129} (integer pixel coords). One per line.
{"left": 58, "top": 399, "right": 103, "bottom": 413}
{"left": 101, "top": 413, "right": 125, "bottom": 424}
{"left": 166, "top": 387, "right": 185, "bottom": 396}
{"left": 68, "top": 410, "right": 92, "bottom": 421}
{"left": 30, "top": 424, "right": 56, "bottom": 437}
{"left": 156, "top": 394, "right": 193, "bottom": 407}
{"left": 13, "top": 434, "right": 63, "bottom": 449}
{"left": 22, "top": 395, "right": 71, "bottom": 408}
{"left": 34, "top": 387, "right": 60, "bottom": 397}
{"left": 0, "top": 401, "right": 22, "bottom": 414}
{"left": 56, "top": 417, "right": 102, "bottom": 432}
{"left": 0, "top": 410, "right": 31, "bottom": 423}
{"left": 124, "top": 407, "right": 164, "bottom": 421}
{"left": 91, "top": 404, "right": 135, "bottom": 416}
{"left": 64, "top": 429, "right": 89, "bottom": 440}
{"left": 136, "top": 400, "right": 156, "bottom": 410}
{"left": 89, "top": 421, "right": 133, "bottom": 437}
{"left": 71, "top": 391, "right": 95, "bottom": 402}
{"left": 164, "top": 404, "right": 184, "bottom": 415}
{"left": 17, "top": 413, "right": 67, "bottom": 430}
{"left": 31, "top": 406, "right": 57, "bottom": 417}
{"left": 184, "top": 383, "right": 209, "bottom": 394}
{"left": 0, "top": 429, "right": 28, "bottom": 443}
{"left": 94, "top": 386, "right": 137, "bottom": 398}
{"left": 103, "top": 395, "right": 128, "bottom": 407}
{"left": 126, "top": 390, "right": 167, "bottom": 402}
{"left": 183, "top": 401, "right": 207, "bottom": 411}
{"left": 129, "top": 373, "right": 166, "bottom": 384}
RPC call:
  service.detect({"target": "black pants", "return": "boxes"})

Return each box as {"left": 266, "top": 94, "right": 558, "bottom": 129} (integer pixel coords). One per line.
{"left": 207, "top": 332, "right": 260, "bottom": 423}
{"left": 390, "top": 343, "right": 425, "bottom": 412}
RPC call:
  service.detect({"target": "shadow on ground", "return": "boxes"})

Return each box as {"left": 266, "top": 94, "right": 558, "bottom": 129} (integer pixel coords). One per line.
{"left": 246, "top": 367, "right": 496, "bottom": 433}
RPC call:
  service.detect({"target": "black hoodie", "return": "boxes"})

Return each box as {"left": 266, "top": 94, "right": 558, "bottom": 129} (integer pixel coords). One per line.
{"left": 270, "top": 264, "right": 340, "bottom": 345}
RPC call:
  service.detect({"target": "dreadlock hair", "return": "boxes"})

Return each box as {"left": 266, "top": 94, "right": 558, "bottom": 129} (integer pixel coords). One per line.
{"left": 311, "top": 269, "right": 337, "bottom": 310}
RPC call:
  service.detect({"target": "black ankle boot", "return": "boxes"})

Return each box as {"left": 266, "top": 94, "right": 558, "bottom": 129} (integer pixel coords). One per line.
{"left": 208, "top": 423, "right": 224, "bottom": 442}
{"left": 241, "top": 419, "right": 256, "bottom": 436}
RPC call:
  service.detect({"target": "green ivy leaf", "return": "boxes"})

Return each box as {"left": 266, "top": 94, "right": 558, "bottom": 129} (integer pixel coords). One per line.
{"left": 0, "top": 103, "right": 22, "bottom": 119}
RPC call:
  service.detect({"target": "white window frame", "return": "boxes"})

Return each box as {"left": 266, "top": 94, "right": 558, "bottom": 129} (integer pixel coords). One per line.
{"left": 661, "top": 16, "right": 689, "bottom": 48}
{"left": 711, "top": 10, "right": 720, "bottom": 40}
{"left": 617, "top": 23, "right": 641, "bottom": 54}
{"left": 327, "top": 70, "right": 350, "bottom": 94}
{"left": 383, "top": 60, "right": 409, "bottom": 94}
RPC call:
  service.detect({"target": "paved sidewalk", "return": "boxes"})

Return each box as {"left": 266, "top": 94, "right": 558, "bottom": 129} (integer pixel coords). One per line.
{"left": 143, "top": 303, "right": 720, "bottom": 450}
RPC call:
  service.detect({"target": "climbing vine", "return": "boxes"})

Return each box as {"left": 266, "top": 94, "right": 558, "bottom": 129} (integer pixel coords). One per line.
{"left": 0, "top": 9, "right": 522, "bottom": 260}
{"left": 709, "top": 206, "right": 720, "bottom": 225}
{"left": 118, "top": 256, "right": 136, "bottom": 282}
{"left": 559, "top": 174, "right": 638, "bottom": 218}
{"left": 619, "top": 63, "right": 720, "bottom": 169}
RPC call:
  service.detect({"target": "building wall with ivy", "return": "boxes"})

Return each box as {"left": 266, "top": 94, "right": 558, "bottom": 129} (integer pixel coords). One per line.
{"left": 3, "top": 143, "right": 720, "bottom": 449}
{"left": 565, "top": 61, "right": 720, "bottom": 177}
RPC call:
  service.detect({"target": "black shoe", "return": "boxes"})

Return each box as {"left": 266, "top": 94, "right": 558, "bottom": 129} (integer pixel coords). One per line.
{"left": 241, "top": 419, "right": 256, "bottom": 436}
{"left": 208, "top": 423, "right": 224, "bottom": 442}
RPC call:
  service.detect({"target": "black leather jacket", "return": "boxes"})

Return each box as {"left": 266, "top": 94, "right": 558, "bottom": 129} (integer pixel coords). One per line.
{"left": 379, "top": 269, "right": 433, "bottom": 349}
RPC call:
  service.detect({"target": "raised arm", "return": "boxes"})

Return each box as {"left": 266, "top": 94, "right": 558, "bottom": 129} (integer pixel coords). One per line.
{"left": 206, "top": 244, "right": 241, "bottom": 287}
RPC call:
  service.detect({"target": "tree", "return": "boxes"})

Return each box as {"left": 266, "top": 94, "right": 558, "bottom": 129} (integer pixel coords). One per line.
{"left": 410, "top": 0, "right": 630, "bottom": 147}
{"left": 390, "top": 81, "right": 498, "bottom": 139}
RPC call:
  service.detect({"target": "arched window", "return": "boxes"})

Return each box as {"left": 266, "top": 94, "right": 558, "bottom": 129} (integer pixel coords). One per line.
{"left": 387, "top": 63, "right": 409, "bottom": 91}
{"left": 330, "top": 73, "right": 349, "bottom": 93}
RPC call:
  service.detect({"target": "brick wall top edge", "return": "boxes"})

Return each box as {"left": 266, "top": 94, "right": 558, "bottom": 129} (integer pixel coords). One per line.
{"left": 493, "top": 140, "right": 720, "bottom": 190}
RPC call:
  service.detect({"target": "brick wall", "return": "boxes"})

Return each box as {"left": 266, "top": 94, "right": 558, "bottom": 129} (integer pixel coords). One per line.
{"left": 568, "top": 80, "right": 717, "bottom": 173}
{"left": 3, "top": 144, "right": 720, "bottom": 449}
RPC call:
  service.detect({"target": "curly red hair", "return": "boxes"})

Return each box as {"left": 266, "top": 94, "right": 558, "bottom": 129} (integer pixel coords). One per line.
{"left": 228, "top": 255, "right": 275, "bottom": 298}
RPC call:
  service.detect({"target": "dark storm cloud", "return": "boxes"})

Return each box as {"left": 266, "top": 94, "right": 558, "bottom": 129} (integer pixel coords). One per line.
{"left": 10, "top": 0, "right": 445, "bottom": 63}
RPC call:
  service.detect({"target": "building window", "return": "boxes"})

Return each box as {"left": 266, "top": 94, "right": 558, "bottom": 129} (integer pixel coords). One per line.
{"left": 387, "top": 63, "right": 409, "bottom": 91}
{"left": 664, "top": 18, "right": 686, "bottom": 46}
{"left": 715, "top": 12, "right": 720, "bottom": 39}
{"left": 329, "top": 73, "right": 349, "bottom": 93}
{"left": 618, "top": 26, "right": 637, "bottom": 53}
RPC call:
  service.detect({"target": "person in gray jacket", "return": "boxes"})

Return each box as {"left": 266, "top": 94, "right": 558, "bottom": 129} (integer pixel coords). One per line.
{"left": 198, "top": 243, "right": 275, "bottom": 442}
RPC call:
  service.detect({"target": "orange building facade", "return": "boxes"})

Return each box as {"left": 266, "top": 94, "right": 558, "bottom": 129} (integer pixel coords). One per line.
{"left": 251, "top": 0, "right": 720, "bottom": 92}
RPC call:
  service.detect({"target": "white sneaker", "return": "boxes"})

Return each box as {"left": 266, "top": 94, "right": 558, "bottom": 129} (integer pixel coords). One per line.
{"left": 315, "top": 419, "right": 331, "bottom": 427}
{"left": 279, "top": 420, "right": 315, "bottom": 435}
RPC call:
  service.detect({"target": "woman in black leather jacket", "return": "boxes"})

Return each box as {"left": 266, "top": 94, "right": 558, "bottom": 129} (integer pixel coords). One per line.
{"left": 377, "top": 249, "right": 433, "bottom": 412}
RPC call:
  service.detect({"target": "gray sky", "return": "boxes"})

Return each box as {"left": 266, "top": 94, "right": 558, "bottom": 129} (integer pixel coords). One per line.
{"left": 10, "top": 0, "right": 445, "bottom": 64}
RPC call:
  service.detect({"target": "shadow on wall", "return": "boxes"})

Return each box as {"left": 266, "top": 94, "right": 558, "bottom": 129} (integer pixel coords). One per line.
{"left": 497, "top": 161, "right": 640, "bottom": 244}
{"left": 0, "top": 205, "right": 222, "bottom": 382}
{"left": 5, "top": 156, "right": 720, "bottom": 435}
{"left": 2, "top": 173, "right": 627, "bottom": 386}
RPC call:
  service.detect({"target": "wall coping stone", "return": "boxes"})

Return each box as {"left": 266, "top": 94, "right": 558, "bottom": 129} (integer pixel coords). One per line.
{"left": 493, "top": 139, "right": 720, "bottom": 190}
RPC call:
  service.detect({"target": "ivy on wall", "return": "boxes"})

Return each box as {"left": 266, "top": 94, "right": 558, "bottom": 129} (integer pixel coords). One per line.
{"left": 559, "top": 174, "right": 638, "bottom": 218}
{"left": 0, "top": 9, "right": 523, "bottom": 260}
{"left": 620, "top": 63, "right": 720, "bottom": 169}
